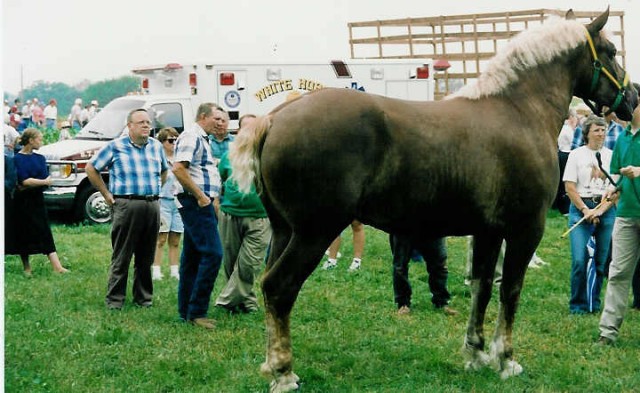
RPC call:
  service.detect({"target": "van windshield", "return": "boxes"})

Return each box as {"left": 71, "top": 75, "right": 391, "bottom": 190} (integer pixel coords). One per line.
{"left": 76, "top": 98, "right": 146, "bottom": 140}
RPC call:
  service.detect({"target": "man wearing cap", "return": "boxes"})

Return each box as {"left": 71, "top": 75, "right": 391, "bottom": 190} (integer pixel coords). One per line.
{"left": 88, "top": 100, "right": 99, "bottom": 121}
{"left": 69, "top": 98, "right": 83, "bottom": 130}
{"left": 86, "top": 108, "right": 168, "bottom": 310}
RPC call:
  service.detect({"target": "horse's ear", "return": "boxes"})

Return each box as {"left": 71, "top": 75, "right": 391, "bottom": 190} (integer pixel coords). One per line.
{"left": 587, "top": 7, "right": 610, "bottom": 34}
{"left": 565, "top": 9, "right": 576, "bottom": 20}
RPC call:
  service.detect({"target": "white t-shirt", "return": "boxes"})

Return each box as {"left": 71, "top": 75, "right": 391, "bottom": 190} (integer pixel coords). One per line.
{"left": 563, "top": 145, "right": 612, "bottom": 197}
{"left": 4, "top": 123, "right": 20, "bottom": 147}
{"left": 557, "top": 124, "right": 574, "bottom": 152}
{"left": 43, "top": 104, "right": 58, "bottom": 120}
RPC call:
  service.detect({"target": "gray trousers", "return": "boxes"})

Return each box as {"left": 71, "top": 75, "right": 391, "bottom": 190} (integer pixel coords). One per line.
{"left": 106, "top": 199, "right": 160, "bottom": 307}
{"left": 599, "top": 217, "right": 640, "bottom": 341}
{"left": 216, "top": 212, "right": 271, "bottom": 310}
{"left": 466, "top": 236, "right": 504, "bottom": 284}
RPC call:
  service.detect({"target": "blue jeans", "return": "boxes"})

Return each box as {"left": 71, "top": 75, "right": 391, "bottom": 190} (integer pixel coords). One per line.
{"left": 568, "top": 201, "right": 615, "bottom": 313}
{"left": 177, "top": 196, "right": 223, "bottom": 320}
{"left": 46, "top": 118, "right": 56, "bottom": 129}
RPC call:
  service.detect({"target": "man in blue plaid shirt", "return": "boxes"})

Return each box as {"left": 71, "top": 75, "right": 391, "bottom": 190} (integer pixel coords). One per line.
{"left": 86, "top": 108, "right": 168, "bottom": 310}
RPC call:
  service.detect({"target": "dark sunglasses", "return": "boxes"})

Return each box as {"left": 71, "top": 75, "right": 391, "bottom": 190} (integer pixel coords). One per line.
{"left": 166, "top": 138, "right": 177, "bottom": 143}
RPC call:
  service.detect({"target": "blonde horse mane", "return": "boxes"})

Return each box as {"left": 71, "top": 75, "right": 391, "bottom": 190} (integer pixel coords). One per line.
{"left": 451, "top": 17, "right": 587, "bottom": 100}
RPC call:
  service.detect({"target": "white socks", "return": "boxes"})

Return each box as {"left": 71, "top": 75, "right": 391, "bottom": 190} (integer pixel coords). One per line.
{"left": 152, "top": 265, "right": 163, "bottom": 280}
{"left": 153, "top": 265, "right": 179, "bottom": 280}
{"left": 170, "top": 265, "right": 179, "bottom": 279}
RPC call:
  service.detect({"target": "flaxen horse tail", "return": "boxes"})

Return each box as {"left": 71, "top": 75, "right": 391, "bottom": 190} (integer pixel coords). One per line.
{"left": 229, "top": 114, "right": 272, "bottom": 194}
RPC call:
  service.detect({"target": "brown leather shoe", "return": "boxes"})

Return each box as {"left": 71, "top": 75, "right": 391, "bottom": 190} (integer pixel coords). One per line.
{"left": 596, "top": 336, "right": 614, "bottom": 346}
{"left": 190, "top": 317, "right": 215, "bottom": 330}
{"left": 397, "top": 305, "right": 411, "bottom": 315}
{"left": 442, "top": 305, "right": 459, "bottom": 316}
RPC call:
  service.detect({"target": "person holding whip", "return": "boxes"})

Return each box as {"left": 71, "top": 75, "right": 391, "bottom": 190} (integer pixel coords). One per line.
{"left": 563, "top": 115, "right": 616, "bottom": 315}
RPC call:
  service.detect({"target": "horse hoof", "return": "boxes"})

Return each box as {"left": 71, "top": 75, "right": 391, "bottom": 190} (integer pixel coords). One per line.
{"left": 464, "top": 350, "right": 490, "bottom": 371}
{"left": 269, "top": 373, "right": 300, "bottom": 393}
{"left": 499, "top": 360, "right": 523, "bottom": 379}
{"left": 260, "top": 362, "right": 273, "bottom": 378}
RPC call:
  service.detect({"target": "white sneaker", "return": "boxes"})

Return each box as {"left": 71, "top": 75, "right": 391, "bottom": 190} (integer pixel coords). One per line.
{"left": 528, "top": 254, "right": 546, "bottom": 269}
{"left": 152, "top": 267, "right": 164, "bottom": 281}
{"left": 528, "top": 258, "right": 542, "bottom": 269}
{"left": 534, "top": 255, "right": 549, "bottom": 266}
{"left": 322, "top": 259, "right": 337, "bottom": 270}
{"left": 348, "top": 259, "right": 361, "bottom": 271}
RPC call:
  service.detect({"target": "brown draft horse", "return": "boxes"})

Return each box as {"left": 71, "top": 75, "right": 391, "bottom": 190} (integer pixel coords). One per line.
{"left": 230, "top": 9, "right": 637, "bottom": 392}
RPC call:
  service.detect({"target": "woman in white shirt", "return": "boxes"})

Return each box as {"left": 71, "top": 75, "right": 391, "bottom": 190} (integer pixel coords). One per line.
{"left": 563, "top": 115, "right": 616, "bottom": 315}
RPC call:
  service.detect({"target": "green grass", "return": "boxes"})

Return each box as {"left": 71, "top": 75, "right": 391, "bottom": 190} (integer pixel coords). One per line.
{"left": 5, "top": 211, "right": 640, "bottom": 392}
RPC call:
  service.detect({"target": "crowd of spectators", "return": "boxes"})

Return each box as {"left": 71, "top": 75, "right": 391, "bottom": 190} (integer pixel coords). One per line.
{"left": 4, "top": 100, "right": 640, "bottom": 343}
{"left": 4, "top": 97, "right": 100, "bottom": 133}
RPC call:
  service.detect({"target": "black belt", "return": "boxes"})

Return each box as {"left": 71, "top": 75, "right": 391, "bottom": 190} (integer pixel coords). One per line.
{"left": 176, "top": 192, "right": 214, "bottom": 201}
{"left": 114, "top": 195, "right": 159, "bottom": 201}
{"left": 581, "top": 196, "right": 603, "bottom": 204}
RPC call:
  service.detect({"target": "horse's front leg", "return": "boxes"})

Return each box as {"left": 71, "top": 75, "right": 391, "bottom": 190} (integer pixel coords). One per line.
{"left": 463, "top": 236, "right": 501, "bottom": 371}
{"left": 463, "top": 277, "right": 492, "bottom": 370}
{"left": 488, "top": 240, "right": 531, "bottom": 379}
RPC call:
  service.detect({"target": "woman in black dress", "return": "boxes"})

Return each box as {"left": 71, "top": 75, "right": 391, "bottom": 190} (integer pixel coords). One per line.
{"left": 12, "top": 128, "right": 69, "bottom": 275}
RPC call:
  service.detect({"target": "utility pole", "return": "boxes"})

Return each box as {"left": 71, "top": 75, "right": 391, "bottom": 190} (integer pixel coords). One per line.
{"left": 20, "top": 64, "right": 24, "bottom": 101}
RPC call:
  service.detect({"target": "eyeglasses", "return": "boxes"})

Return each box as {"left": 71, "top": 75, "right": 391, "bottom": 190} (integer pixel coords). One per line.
{"left": 166, "top": 138, "right": 177, "bottom": 143}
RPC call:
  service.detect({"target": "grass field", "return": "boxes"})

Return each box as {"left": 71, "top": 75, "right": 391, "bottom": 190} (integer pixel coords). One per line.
{"left": 4, "top": 211, "right": 640, "bottom": 392}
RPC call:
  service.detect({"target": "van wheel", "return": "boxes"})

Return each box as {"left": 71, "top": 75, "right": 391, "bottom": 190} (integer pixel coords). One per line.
{"left": 75, "top": 186, "right": 112, "bottom": 224}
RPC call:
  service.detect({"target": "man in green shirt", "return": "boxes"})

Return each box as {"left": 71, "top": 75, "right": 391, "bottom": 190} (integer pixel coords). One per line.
{"left": 215, "top": 114, "right": 272, "bottom": 313}
{"left": 598, "top": 103, "right": 640, "bottom": 345}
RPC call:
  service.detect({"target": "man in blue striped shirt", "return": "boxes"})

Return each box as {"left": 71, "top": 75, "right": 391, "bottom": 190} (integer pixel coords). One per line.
{"left": 172, "top": 102, "right": 223, "bottom": 330}
{"left": 86, "top": 108, "right": 168, "bottom": 310}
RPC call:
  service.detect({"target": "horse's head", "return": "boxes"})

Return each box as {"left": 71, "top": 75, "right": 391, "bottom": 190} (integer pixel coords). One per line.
{"left": 572, "top": 8, "right": 638, "bottom": 121}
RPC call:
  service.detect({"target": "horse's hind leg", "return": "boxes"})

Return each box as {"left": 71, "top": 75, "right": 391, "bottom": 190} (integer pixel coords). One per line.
{"left": 261, "top": 231, "right": 335, "bottom": 393}
{"left": 489, "top": 232, "right": 539, "bottom": 379}
{"left": 463, "top": 234, "right": 501, "bottom": 372}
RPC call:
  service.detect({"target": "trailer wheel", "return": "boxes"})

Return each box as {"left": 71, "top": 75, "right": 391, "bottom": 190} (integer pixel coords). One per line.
{"left": 75, "top": 186, "right": 112, "bottom": 224}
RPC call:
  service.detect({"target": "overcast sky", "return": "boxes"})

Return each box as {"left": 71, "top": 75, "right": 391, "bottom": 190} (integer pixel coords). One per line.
{"left": 1, "top": 0, "right": 637, "bottom": 95}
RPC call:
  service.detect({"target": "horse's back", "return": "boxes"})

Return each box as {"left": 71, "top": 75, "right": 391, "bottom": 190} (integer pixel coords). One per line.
{"left": 259, "top": 88, "right": 556, "bottom": 236}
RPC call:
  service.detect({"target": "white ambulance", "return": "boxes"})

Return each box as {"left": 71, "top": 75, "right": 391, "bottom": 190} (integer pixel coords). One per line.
{"left": 39, "top": 59, "right": 434, "bottom": 223}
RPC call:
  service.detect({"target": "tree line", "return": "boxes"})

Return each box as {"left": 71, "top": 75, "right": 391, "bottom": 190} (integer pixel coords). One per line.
{"left": 4, "top": 76, "right": 141, "bottom": 117}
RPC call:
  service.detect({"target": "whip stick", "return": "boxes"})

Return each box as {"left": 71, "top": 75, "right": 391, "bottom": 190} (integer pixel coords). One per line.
{"left": 595, "top": 151, "right": 618, "bottom": 188}
{"left": 560, "top": 199, "right": 607, "bottom": 238}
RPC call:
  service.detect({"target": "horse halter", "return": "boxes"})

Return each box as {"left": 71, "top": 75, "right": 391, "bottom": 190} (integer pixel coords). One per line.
{"left": 584, "top": 27, "right": 630, "bottom": 115}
